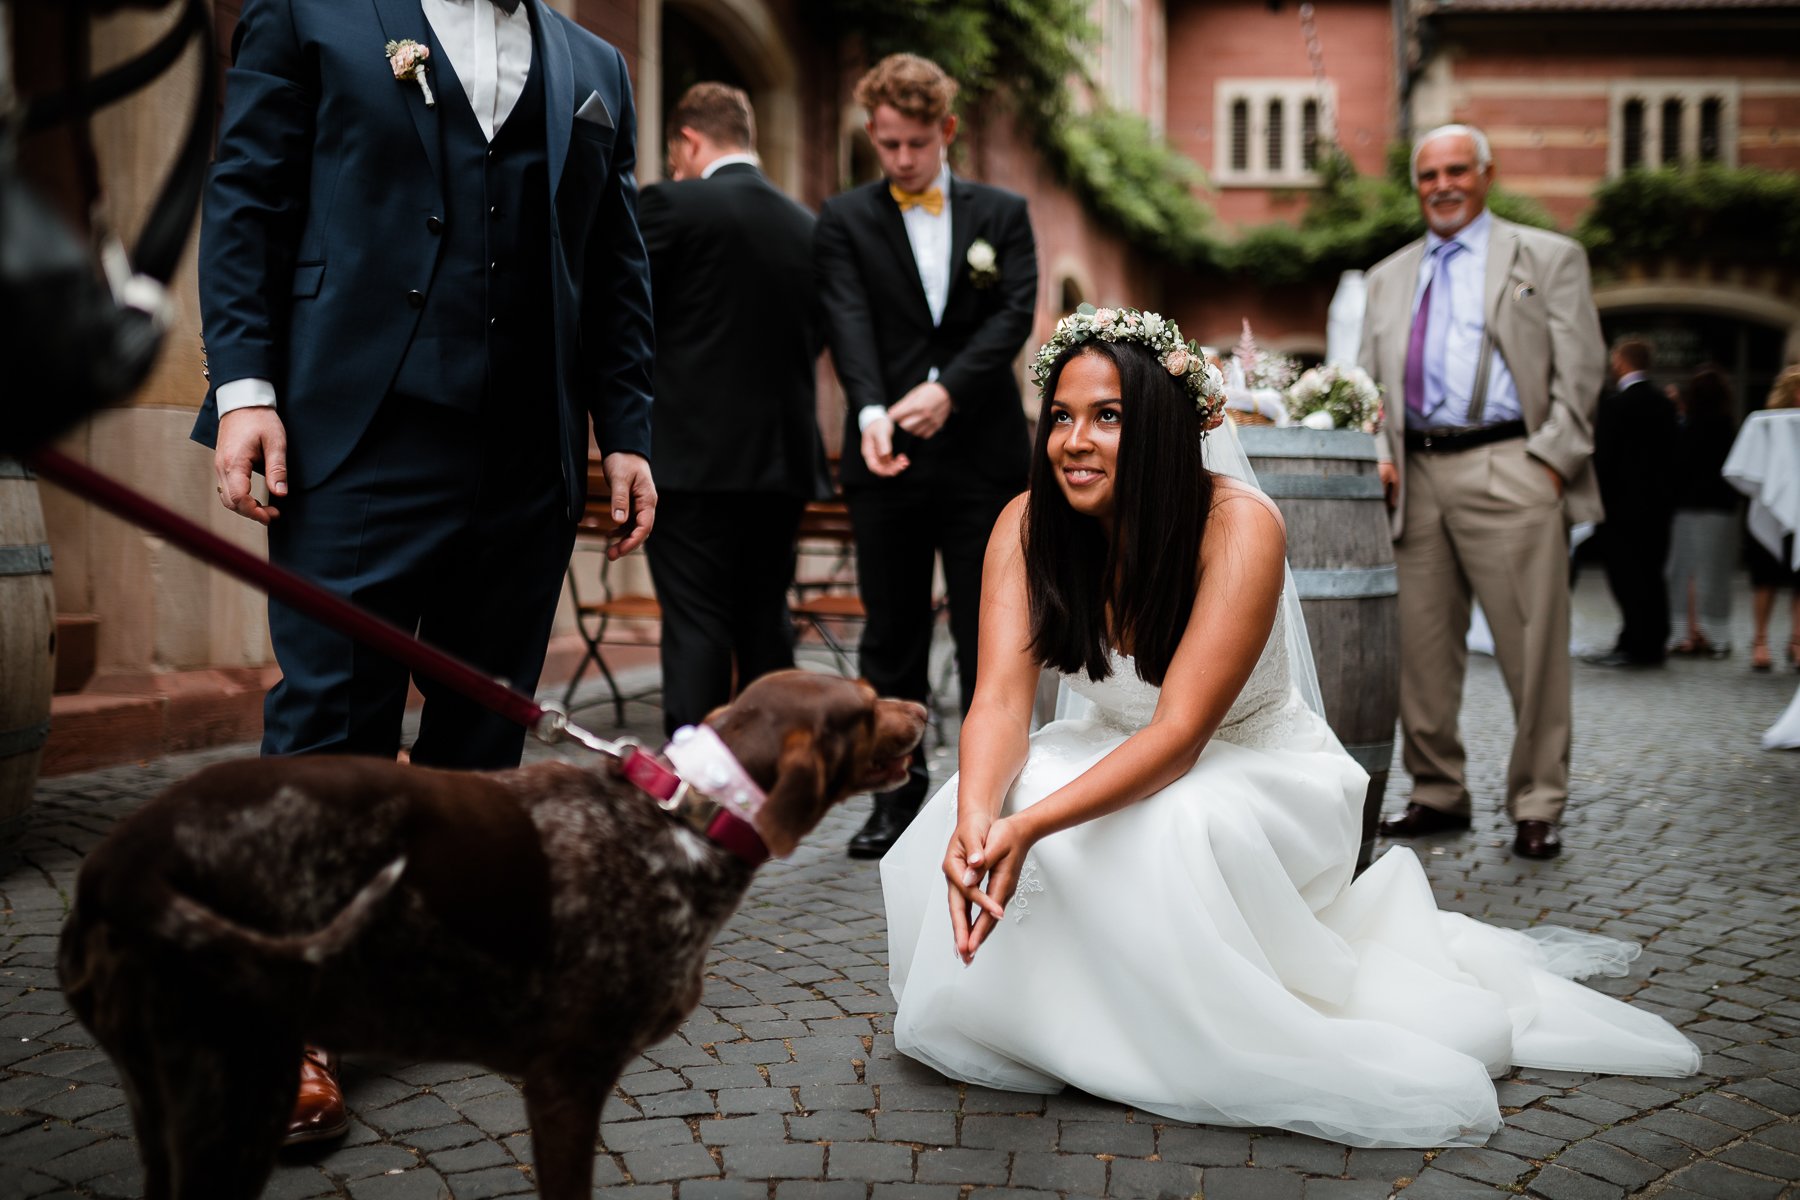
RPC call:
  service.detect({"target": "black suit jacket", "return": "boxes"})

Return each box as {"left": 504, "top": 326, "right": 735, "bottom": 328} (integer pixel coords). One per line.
{"left": 192, "top": 0, "right": 652, "bottom": 516}
{"left": 814, "top": 175, "right": 1037, "bottom": 493}
{"left": 639, "top": 162, "right": 822, "bottom": 498}
{"left": 1595, "top": 378, "right": 1681, "bottom": 524}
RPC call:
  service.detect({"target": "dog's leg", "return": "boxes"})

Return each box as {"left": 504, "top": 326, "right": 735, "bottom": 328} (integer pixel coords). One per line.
{"left": 523, "top": 1060, "right": 621, "bottom": 1200}
{"left": 158, "top": 1027, "right": 298, "bottom": 1199}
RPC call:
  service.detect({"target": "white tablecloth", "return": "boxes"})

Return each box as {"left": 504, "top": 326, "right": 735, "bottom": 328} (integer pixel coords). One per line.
{"left": 1723, "top": 409, "right": 1800, "bottom": 749}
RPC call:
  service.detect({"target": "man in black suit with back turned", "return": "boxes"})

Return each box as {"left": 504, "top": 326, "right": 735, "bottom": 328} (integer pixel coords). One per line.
{"left": 1587, "top": 336, "right": 1681, "bottom": 667}
{"left": 816, "top": 53, "right": 1038, "bottom": 857}
{"left": 639, "top": 82, "right": 822, "bottom": 734}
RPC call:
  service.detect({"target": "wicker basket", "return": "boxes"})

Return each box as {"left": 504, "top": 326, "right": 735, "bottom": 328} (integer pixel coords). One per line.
{"left": 1228, "top": 410, "right": 1275, "bottom": 427}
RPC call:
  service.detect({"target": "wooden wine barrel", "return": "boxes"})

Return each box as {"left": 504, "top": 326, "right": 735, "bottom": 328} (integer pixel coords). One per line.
{"left": 0, "top": 459, "right": 56, "bottom": 850}
{"left": 1238, "top": 428, "right": 1399, "bottom": 872}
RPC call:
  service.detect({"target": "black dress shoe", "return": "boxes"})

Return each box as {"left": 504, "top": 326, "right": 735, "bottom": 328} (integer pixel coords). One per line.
{"left": 1513, "top": 820, "right": 1562, "bottom": 859}
{"left": 847, "top": 796, "right": 920, "bottom": 859}
{"left": 1378, "top": 802, "right": 1472, "bottom": 839}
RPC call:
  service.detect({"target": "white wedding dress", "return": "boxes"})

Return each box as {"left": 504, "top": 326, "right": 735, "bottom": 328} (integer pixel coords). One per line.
{"left": 880, "top": 592, "right": 1701, "bottom": 1148}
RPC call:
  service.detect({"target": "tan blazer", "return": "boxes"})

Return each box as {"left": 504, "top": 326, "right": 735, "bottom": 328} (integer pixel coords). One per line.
{"left": 1359, "top": 215, "right": 1606, "bottom": 538}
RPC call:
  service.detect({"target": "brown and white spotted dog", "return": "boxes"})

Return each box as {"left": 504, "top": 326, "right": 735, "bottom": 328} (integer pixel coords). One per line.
{"left": 58, "top": 670, "right": 926, "bottom": 1200}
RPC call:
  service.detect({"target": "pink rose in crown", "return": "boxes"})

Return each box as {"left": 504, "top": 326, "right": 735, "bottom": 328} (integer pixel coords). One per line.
{"left": 1164, "top": 347, "right": 1191, "bottom": 377}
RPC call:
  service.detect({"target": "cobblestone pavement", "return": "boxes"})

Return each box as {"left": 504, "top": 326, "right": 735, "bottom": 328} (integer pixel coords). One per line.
{"left": 3, "top": 573, "right": 1798, "bottom": 1199}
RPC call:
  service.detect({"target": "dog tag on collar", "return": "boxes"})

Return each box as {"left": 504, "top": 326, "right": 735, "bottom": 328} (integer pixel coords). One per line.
{"left": 664, "top": 724, "right": 765, "bottom": 822}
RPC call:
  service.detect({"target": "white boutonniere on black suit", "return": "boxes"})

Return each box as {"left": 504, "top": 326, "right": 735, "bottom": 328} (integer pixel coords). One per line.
{"left": 967, "top": 238, "right": 999, "bottom": 289}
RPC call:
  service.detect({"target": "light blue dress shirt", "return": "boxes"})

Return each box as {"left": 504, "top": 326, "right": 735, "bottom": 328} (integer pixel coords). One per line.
{"left": 1412, "top": 210, "right": 1522, "bottom": 429}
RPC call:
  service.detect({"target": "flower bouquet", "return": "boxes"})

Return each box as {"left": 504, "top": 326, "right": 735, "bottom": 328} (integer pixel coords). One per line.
{"left": 1284, "top": 363, "right": 1384, "bottom": 433}
{"left": 1222, "top": 320, "right": 1297, "bottom": 426}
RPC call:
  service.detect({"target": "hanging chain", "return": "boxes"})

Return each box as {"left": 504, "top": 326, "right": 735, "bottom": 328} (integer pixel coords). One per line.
{"left": 1297, "top": 3, "right": 1336, "bottom": 160}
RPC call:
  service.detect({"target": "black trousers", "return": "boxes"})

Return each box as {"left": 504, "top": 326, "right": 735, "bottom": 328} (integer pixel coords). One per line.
{"left": 847, "top": 479, "right": 1014, "bottom": 805}
{"left": 263, "top": 395, "right": 574, "bottom": 768}
{"left": 645, "top": 490, "right": 804, "bottom": 736}
{"left": 1601, "top": 515, "right": 1673, "bottom": 663}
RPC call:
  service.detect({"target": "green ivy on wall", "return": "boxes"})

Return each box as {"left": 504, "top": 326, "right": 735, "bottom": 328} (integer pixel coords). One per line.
{"left": 1578, "top": 165, "right": 1800, "bottom": 273}
{"left": 804, "top": 0, "right": 1622, "bottom": 287}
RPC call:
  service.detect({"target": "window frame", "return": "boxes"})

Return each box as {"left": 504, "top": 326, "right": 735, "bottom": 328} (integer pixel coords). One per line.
{"left": 1213, "top": 78, "right": 1335, "bottom": 188}
{"left": 1608, "top": 80, "right": 1739, "bottom": 175}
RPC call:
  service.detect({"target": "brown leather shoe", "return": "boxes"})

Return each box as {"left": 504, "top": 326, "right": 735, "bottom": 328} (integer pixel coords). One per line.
{"left": 281, "top": 1045, "right": 348, "bottom": 1147}
{"left": 1378, "top": 802, "right": 1472, "bottom": 839}
{"left": 1513, "top": 820, "right": 1562, "bottom": 860}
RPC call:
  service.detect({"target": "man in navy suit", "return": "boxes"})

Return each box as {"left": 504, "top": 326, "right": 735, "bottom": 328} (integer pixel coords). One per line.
{"left": 815, "top": 54, "right": 1037, "bottom": 857}
{"left": 193, "top": 0, "right": 655, "bottom": 1144}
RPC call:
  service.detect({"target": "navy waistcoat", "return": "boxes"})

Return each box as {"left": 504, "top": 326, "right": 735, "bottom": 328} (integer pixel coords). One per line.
{"left": 395, "top": 23, "right": 555, "bottom": 415}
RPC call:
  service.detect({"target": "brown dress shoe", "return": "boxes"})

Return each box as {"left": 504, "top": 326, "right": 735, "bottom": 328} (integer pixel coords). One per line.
{"left": 1378, "top": 802, "right": 1472, "bottom": 839}
{"left": 1513, "top": 820, "right": 1562, "bottom": 860}
{"left": 281, "top": 1045, "right": 348, "bottom": 1147}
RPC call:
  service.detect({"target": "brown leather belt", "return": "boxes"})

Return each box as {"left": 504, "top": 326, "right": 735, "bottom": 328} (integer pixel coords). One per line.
{"left": 1404, "top": 420, "right": 1527, "bottom": 454}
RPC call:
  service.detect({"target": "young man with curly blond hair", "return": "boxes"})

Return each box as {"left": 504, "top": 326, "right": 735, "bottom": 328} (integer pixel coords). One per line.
{"left": 816, "top": 53, "right": 1039, "bottom": 857}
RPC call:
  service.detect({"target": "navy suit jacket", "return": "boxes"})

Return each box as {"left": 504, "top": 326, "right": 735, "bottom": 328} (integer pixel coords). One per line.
{"left": 193, "top": 0, "right": 653, "bottom": 516}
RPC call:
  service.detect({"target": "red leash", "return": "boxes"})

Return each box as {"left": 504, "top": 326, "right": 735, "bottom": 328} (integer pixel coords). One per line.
{"left": 30, "top": 447, "right": 569, "bottom": 744}
{"left": 29, "top": 447, "right": 774, "bottom": 863}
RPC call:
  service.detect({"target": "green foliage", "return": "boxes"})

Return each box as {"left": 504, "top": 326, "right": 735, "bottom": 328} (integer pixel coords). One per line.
{"left": 1042, "top": 108, "right": 1214, "bottom": 263}
{"left": 808, "top": 0, "right": 1569, "bottom": 286}
{"left": 1578, "top": 165, "right": 1800, "bottom": 270}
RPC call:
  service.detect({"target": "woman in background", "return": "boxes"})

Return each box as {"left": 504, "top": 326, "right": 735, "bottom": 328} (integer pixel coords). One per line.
{"left": 1746, "top": 365, "right": 1800, "bottom": 671}
{"left": 1665, "top": 367, "right": 1739, "bottom": 659}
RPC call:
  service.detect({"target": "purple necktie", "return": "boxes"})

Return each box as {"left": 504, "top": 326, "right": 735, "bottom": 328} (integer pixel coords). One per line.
{"left": 1404, "top": 242, "right": 1464, "bottom": 424}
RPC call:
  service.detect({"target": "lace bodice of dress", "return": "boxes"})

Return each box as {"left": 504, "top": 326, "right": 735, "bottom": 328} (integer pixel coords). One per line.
{"left": 1061, "top": 594, "right": 1302, "bottom": 747}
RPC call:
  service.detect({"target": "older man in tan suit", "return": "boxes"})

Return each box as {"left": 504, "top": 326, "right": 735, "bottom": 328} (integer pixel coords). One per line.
{"left": 1359, "top": 124, "right": 1605, "bottom": 860}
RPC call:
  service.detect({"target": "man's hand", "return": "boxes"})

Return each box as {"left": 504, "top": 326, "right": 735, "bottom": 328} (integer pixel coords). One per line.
{"left": 888, "top": 381, "right": 952, "bottom": 439}
{"left": 1540, "top": 462, "right": 1564, "bottom": 497}
{"left": 214, "top": 408, "right": 288, "bottom": 525}
{"left": 859, "top": 414, "right": 911, "bottom": 478}
{"left": 1378, "top": 460, "right": 1399, "bottom": 511}
{"left": 601, "top": 451, "right": 657, "bottom": 559}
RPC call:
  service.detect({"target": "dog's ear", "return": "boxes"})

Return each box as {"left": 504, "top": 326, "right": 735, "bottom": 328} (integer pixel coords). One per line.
{"left": 751, "top": 729, "right": 828, "bottom": 859}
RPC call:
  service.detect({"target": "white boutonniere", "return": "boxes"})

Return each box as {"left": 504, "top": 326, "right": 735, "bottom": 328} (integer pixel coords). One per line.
{"left": 967, "top": 238, "right": 999, "bottom": 289}
{"left": 385, "top": 39, "right": 435, "bottom": 108}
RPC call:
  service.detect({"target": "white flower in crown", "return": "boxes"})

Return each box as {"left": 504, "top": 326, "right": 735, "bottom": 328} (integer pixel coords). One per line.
{"left": 966, "top": 238, "right": 999, "bottom": 288}
{"left": 1030, "top": 303, "right": 1227, "bottom": 427}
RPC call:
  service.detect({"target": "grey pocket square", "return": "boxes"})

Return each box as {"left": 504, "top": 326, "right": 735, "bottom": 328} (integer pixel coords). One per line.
{"left": 575, "top": 90, "right": 614, "bottom": 130}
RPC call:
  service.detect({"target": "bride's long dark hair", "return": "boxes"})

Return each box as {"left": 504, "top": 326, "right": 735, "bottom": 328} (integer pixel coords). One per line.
{"left": 1024, "top": 340, "right": 1214, "bottom": 687}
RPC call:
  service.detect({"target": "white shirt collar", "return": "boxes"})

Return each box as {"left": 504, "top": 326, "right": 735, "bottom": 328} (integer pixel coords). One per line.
{"left": 701, "top": 153, "right": 761, "bottom": 179}
{"left": 1618, "top": 371, "right": 1649, "bottom": 390}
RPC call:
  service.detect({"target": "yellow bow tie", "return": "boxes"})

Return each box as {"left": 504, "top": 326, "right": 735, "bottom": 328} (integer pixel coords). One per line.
{"left": 890, "top": 184, "right": 944, "bottom": 217}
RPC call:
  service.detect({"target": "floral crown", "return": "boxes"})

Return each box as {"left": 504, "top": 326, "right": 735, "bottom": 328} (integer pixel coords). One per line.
{"left": 1032, "top": 304, "right": 1228, "bottom": 427}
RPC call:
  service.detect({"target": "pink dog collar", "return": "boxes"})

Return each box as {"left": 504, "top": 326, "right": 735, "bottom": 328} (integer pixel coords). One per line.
{"left": 621, "top": 726, "right": 770, "bottom": 866}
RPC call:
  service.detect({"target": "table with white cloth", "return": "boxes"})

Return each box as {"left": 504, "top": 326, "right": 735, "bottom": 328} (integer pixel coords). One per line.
{"left": 1722, "top": 408, "right": 1800, "bottom": 750}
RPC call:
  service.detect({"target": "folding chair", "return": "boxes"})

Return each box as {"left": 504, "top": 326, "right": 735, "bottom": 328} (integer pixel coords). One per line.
{"left": 789, "top": 497, "right": 865, "bottom": 675}
{"left": 563, "top": 507, "right": 661, "bottom": 727}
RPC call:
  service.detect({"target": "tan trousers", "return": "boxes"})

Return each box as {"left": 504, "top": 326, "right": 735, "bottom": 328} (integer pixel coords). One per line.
{"left": 1395, "top": 439, "right": 1571, "bottom": 824}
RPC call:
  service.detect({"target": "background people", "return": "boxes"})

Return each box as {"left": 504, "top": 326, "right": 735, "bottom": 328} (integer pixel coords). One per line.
{"left": 192, "top": 0, "right": 655, "bottom": 1144}
{"left": 1359, "top": 123, "right": 1606, "bottom": 860}
{"left": 1747, "top": 365, "right": 1800, "bottom": 672}
{"left": 1589, "top": 337, "right": 1680, "bottom": 668}
{"left": 640, "top": 82, "right": 822, "bottom": 734}
{"left": 815, "top": 52, "right": 1038, "bottom": 858}
{"left": 1665, "top": 366, "right": 1740, "bottom": 659}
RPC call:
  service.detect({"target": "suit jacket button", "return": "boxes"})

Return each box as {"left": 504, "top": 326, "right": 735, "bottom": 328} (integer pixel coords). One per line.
{"left": 407, "top": 290, "right": 425, "bottom": 309}
{"left": 426, "top": 216, "right": 443, "bottom": 234}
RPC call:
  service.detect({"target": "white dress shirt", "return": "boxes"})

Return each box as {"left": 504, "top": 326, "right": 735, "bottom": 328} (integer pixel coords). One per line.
{"left": 423, "top": 0, "right": 533, "bottom": 142}
{"left": 1412, "top": 210, "right": 1522, "bottom": 428}
{"left": 859, "top": 162, "right": 953, "bottom": 434}
{"left": 216, "top": 0, "right": 532, "bottom": 414}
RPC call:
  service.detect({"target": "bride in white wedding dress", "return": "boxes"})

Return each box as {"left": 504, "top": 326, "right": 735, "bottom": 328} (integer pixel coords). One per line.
{"left": 880, "top": 308, "right": 1699, "bottom": 1150}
